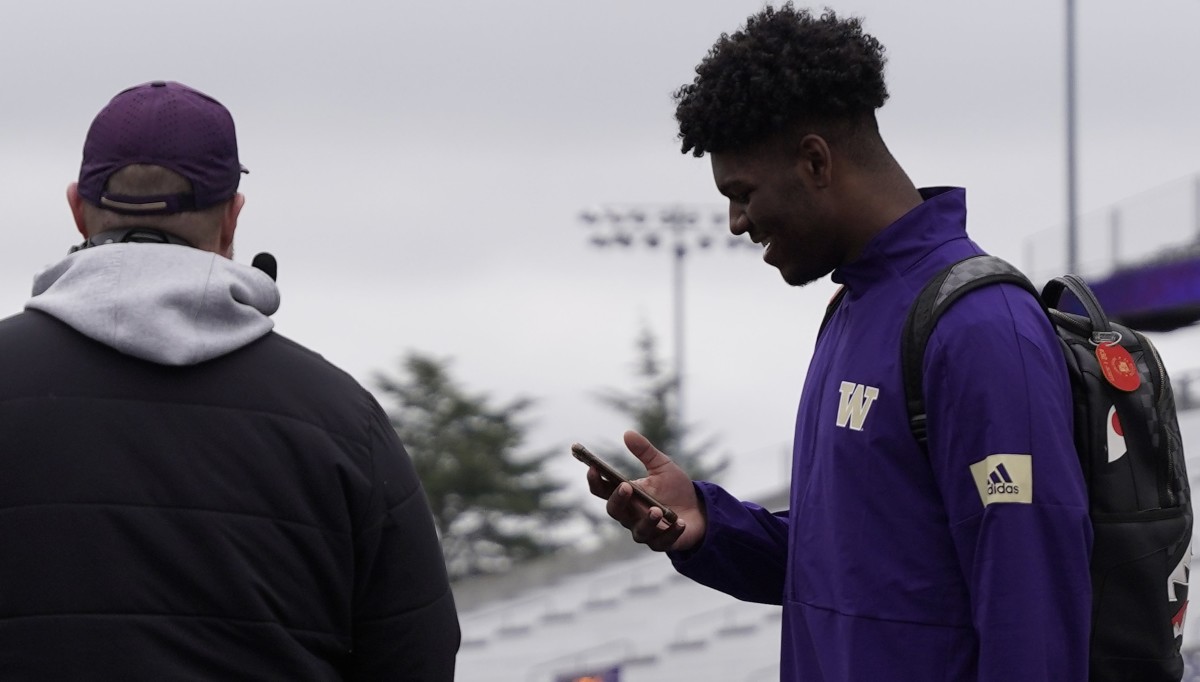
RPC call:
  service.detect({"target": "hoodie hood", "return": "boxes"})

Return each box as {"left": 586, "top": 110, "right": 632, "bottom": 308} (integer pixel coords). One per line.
{"left": 27, "top": 244, "right": 280, "bottom": 366}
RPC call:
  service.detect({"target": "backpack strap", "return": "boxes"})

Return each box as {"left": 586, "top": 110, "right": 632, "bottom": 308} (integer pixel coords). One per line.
{"left": 901, "top": 255, "right": 1044, "bottom": 449}
{"left": 818, "top": 285, "right": 848, "bottom": 337}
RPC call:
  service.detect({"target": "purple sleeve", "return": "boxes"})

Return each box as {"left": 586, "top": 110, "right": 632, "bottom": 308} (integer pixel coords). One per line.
{"left": 924, "top": 284, "right": 1092, "bottom": 682}
{"left": 667, "top": 482, "right": 789, "bottom": 605}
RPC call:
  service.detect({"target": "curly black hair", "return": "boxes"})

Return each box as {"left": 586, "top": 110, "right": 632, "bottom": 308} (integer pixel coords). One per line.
{"left": 674, "top": 4, "right": 888, "bottom": 157}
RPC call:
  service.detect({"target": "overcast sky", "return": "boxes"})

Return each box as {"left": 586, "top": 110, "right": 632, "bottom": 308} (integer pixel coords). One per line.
{"left": 3, "top": 0, "right": 1199, "bottom": 502}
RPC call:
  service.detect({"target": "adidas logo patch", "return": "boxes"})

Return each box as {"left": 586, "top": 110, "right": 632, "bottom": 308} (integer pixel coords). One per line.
{"left": 986, "top": 463, "right": 1019, "bottom": 495}
{"left": 969, "top": 454, "right": 1033, "bottom": 507}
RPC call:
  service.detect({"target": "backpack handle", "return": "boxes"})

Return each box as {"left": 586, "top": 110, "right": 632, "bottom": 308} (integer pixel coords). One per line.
{"left": 1040, "top": 275, "right": 1116, "bottom": 343}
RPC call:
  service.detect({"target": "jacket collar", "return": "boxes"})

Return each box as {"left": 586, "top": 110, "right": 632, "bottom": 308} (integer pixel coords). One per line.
{"left": 831, "top": 187, "right": 967, "bottom": 293}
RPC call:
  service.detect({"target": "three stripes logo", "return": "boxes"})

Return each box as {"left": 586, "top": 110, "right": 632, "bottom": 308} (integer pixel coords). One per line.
{"left": 986, "top": 463, "right": 1020, "bottom": 496}
{"left": 969, "top": 454, "right": 1033, "bottom": 507}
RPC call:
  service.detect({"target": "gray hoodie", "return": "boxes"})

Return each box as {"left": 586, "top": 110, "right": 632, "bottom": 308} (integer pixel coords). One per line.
{"left": 26, "top": 244, "right": 280, "bottom": 366}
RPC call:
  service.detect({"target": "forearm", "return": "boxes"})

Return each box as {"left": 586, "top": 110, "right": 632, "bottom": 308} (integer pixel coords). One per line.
{"left": 669, "top": 482, "right": 790, "bottom": 605}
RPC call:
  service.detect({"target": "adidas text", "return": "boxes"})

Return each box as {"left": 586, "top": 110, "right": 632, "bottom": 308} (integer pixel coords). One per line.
{"left": 987, "top": 482, "right": 1020, "bottom": 496}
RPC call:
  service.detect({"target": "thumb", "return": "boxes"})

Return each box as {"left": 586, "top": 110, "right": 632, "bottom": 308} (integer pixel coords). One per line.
{"left": 623, "top": 430, "right": 673, "bottom": 472}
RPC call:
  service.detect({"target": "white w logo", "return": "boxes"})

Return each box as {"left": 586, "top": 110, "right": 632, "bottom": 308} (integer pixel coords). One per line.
{"left": 836, "top": 381, "right": 880, "bottom": 431}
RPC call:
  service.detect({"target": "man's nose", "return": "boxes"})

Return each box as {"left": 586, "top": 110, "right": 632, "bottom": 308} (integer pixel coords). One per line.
{"left": 729, "top": 206, "right": 749, "bottom": 235}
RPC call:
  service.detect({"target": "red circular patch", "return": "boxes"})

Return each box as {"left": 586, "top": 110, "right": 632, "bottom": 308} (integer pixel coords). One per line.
{"left": 1096, "top": 343, "right": 1141, "bottom": 392}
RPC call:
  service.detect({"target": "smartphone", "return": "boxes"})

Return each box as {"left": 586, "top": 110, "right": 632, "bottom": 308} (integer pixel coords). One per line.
{"left": 571, "top": 442, "right": 678, "bottom": 524}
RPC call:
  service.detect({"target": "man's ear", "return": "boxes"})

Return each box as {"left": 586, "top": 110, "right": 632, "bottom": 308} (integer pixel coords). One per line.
{"left": 796, "top": 134, "right": 833, "bottom": 189}
{"left": 219, "top": 193, "right": 245, "bottom": 258}
{"left": 66, "top": 182, "right": 88, "bottom": 239}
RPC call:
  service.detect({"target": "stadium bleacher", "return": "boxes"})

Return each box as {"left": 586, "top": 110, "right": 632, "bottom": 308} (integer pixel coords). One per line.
{"left": 457, "top": 387, "right": 1200, "bottom": 682}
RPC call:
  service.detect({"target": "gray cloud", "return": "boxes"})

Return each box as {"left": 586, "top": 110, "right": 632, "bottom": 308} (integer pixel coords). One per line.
{"left": 3, "top": 0, "right": 1199, "bottom": 497}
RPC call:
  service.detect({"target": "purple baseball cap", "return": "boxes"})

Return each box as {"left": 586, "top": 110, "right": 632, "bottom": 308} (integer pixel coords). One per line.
{"left": 77, "top": 80, "right": 248, "bottom": 215}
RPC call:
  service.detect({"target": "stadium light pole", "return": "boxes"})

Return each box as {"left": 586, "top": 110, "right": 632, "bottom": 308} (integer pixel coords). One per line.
{"left": 579, "top": 205, "right": 755, "bottom": 445}
{"left": 1065, "top": 0, "right": 1079, "bottom": 274}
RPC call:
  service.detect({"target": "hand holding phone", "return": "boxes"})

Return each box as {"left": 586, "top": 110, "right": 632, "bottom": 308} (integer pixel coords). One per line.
{"left": 571, "top": 442, "right": 678, "bottom": 525}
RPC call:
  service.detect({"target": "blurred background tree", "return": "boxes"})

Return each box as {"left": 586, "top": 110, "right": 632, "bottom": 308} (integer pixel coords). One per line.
{"left": 376, "top": 353, "right": 577, "bottom": 581}
{"left": 592, "top": 325, "right": 730, "bottom": 482}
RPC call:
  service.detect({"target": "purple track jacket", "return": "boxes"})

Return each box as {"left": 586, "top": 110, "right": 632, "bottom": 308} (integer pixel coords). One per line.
{"left": 671, "top": 188, "right": 1093, "bottom": 681}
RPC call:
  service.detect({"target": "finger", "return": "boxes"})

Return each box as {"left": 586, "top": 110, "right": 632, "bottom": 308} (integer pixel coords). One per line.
{"left": 645, "top": 519, "right": 687, "bottom": 552}
{"left": 605, "top": 481, "right": 642, "bottom": 525}
{"left": 586, "top": 466, "right": 618, "bottom": 500}
{"left": 627, "top": 505, "right": 660, "bottom": 542}
{"left": 623, "top": 430, "right": 673, "bottom": 471}
{"left": 628, "top": 506, "right": 687, "bottom": 551}
{"left": 628, "top": 504, "right": 676, "bottom": 535}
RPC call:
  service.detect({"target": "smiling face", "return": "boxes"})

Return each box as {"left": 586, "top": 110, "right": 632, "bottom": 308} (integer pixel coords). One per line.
{"left": 711, "top": 133, "right": 851, "bottom": 287}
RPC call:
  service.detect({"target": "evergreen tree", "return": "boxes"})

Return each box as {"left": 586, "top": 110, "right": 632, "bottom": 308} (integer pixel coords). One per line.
{"left": 593, "top": 326, "right": 730, "bottom": 482}
{"left": 375, "top": 353, "right": 573, "bottom": 581}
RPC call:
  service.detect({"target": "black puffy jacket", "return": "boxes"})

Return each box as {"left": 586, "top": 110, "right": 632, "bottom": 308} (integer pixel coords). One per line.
{"left": 0, "top": 245, "right": 458, "bottom": 680}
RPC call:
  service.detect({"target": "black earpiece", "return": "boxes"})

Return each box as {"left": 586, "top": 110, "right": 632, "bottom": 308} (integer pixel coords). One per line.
{"left": 70, "top": 227, "right": 193, "bottom": 253}
{"left": 251, "top": 253, "right": 277, "bottom": 282}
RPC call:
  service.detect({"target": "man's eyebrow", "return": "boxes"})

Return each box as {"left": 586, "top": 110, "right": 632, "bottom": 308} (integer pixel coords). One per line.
{"left": 716, "top": 180, "right": 746, "bottom": 197}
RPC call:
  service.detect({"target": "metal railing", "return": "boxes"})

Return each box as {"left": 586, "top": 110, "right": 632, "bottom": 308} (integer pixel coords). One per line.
{"left": 1176, "top": 369, "right": 1200, "bottom": 412}
{"left": 1023, "top": 172, "right": 1200, "bottom": 283}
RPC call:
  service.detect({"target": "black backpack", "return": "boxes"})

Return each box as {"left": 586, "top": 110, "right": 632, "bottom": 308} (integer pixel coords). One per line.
{"left": 823, "top": 254, "right": 1192, "bottom": 681}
